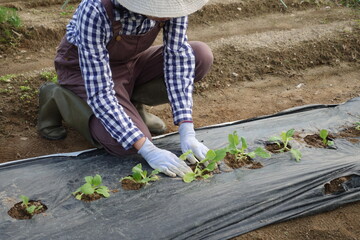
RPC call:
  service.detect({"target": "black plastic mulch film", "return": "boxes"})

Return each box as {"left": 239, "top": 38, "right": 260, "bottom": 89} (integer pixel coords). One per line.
{"left": 1, "top": 97, "right": 359, "bottom": 240}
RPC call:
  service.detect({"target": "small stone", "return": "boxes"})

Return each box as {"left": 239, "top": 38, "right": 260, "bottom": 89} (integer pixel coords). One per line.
{"left": 237, "top": 7, "right": 242, "bottom": 11}
{"left": 20, "top": 137, "right": 28, "bottom": 141}
{"left": 296, "top": 83, "right": 304, "bottom": 89}
{"left": 232, "top": 72, "right": 239, "bottom": 77}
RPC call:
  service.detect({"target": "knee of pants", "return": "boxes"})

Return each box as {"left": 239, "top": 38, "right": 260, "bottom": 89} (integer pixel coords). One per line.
{"left": 190, "top": 41, "right": 214, "bottom": 82}
{"left": 89, "top": 115, "right": 152, "bottom": 157}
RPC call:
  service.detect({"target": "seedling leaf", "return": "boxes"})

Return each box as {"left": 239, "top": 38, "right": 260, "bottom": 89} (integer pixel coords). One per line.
{"left": 81, "top": 183, "right": 95, "bottom": 195}
{"left": 247, "top": 152, "right": 256, "bottom": 159}
{"left": 286, "top": 129, "right": 295, "bottom": 138}
{"left": 179, "top": 150, "right": 193, "bottom": 161}
{"left": 206, "top": 149, "right": 216, "bottom": 160}
{"left": 206, "top": 162, "right": 217, "bottom": 171}
{"left": 26, "top": 205, "right": 37, "bottom": 214}
{"left": 202, "top": 174, "right": 211, "bottom": 179}
{"left": 132, "top": 164, "right": 143, "bottom": 174}
{"left": 96, "top": 186, "right": 110, "bottom": 198}
{"left": 151, "top": 169, "right": 160, "bottom": 175}
{"left": 228, "top": 131, "right": 240, "bottom": 149}
{"left": 75, "top": 194, "right": 82, "bottom": 200}
{"left": 319, "top": 129, "right": 329, "bottom": 144}
{"left": 254, "top": 147, "right": 271, "bottom": 158}
{"left": 183, "top": 172, "right": 196, "bottom": 183}
{"left": 149, "top": 175, "right": 159, "bottom": 182}
{"left": 213, "top": 148, "right": 227, "bottom": 162}
{"left": 132, "top": 171, "right": 143, "bottom": 182}
{"left": 92, "top": 174, "right": 102, "bottom": 186}
{"left": 20, "top": 195, "right": 29, "bottom": 207}
{"left": 269, "top": 136, "right": 282, "bottom": 146}
{"left": 85, "top": 176, "right": 93, "bottom": 184}
{"left": 290, "top": 149, "right": 302, "bottom": 162}
{"left": 240, "top": 137, "right": 247, "bottom": 152}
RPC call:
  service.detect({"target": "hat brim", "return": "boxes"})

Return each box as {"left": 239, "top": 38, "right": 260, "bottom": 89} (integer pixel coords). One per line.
{"left": 116, "top": 0, "right": 208, "bottom": 18}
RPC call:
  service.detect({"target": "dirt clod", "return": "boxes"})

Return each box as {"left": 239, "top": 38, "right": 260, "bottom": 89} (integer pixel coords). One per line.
{"left": 74, "top": 192, "right": 102, "bottom": 202}
{"left": 324, "top": 176, "right": 352, "bottom": 195}
{"left": 224, "top": 152, "right": 263, "bottom": 169}
{"left": 121, "top": 179, "right": 145, "bottom": 190}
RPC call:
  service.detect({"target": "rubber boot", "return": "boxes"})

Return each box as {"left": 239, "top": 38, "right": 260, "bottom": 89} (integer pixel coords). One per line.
{"left": 37, "top": 82, "right": 100, "bottom": 147}
{"left": 131, "top": 78, "right": 168, "bottom": 135}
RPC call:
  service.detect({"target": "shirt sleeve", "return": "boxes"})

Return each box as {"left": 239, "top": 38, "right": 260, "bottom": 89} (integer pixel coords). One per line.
{"left": 163, "top": 16, "right": 195, "bottom": 125}
{"left": 74, "top": 1, "right": 144, "bottom": 150}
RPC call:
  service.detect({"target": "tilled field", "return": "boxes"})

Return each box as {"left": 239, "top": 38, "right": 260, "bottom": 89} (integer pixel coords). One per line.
{"left": 0, "top": 0, "right": 359, "bottom": 239}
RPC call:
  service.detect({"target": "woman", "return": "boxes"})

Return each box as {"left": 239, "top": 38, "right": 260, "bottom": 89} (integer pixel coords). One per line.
{"left": 38, "top": 0, "right": 213, "bottom": 177}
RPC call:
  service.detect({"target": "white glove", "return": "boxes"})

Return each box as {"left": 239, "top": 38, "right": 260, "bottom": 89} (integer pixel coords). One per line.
{"left": 179, "top": 122, "right": 209, "bottom": 164}
{"left": 138, "top": 138, "right": 192, "bottom": 177}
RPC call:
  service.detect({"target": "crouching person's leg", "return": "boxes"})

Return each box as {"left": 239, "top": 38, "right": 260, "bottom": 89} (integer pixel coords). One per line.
{"left": 37, "top": 82, "right": 101, "bottom": 148}
{"left": 131, "top": 41, "right": 213, "bottom": 133}
{"left": 88, "top": 102, "right": 152, "bottom": 156}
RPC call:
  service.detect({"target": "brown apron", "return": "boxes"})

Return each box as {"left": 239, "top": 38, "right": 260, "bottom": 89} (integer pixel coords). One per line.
{"left": 54, "top": 0, "right": 213, "bottom": 156}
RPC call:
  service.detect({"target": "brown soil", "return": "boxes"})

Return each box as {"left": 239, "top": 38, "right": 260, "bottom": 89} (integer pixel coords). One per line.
{"left": 224, "top": 152, "right": 263, "bottom": 169}
{"left": 304, "top": 134, "right": 335, "bottom": 148}
{"left": 1, "top": 0, "right": 360, "bottom": 239}
{"left": 324, "top": 176, "right": 352, "bottom": 195}
{"left": 336, "top": 126, "right": 360, "bottom": 144}
{"left": 74, "top": 192, "right": 102, "bottom": 202}
{"left": 120, "top": 179, "right": 145, "bottom": 190}
{"left": 8, "top": 200, "right": 47, "bottom": 220}
{"left": 338, "top": 126, "right": 360, "bottom": 137}
{"left": 265, "top": 142, "right": 291, "bottom": 153}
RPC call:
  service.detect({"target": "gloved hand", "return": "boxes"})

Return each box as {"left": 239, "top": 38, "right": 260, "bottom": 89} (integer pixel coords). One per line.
{"left": 138, "top": 138, "right": 192, "bottom": 177}
{"left": 179, "top": 122, "right": 209, "bottom": 164}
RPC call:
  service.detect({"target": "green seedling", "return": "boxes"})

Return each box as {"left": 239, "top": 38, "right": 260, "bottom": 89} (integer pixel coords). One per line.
{"left": 179, "top": 149, "right": 193, "bottom": 161}
{"left": 73, "top": 174, "right": 110, "bottom": 200}
{"left": 355, "top": 122, "right": 360, "bottom": 130}
{"left": 19, "top": 195, "right": 42, "bottom": 215}
{"left": 40, "top": 71, "right": 58, "bottom": 83}
{"left": 319, "top": 129, "right": 334, "bottom": 146}
{"left": 120, "top": 163, "right": 159, "bottom": 184}
{"left": 0, "top": 74, "right": 16, "bottom": 83}
{"left": 269, "top": 128, "right": 302, "bottom": 162}
{"left": 226, "top": 131, "right": 271, "bottom": 160}
{"left": 19, "top": 86, "right": 31, "bottom": 91}
{"left": 183, "top": 149, "right": 227, "bottom": 183}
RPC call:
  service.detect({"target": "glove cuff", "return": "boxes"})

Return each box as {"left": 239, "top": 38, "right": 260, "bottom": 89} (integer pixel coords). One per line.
{"left": 138, "top": 138, "right": 156, "bottom": 157}
{"left": 179, "top": 122, "right": 195, "bottom": 138}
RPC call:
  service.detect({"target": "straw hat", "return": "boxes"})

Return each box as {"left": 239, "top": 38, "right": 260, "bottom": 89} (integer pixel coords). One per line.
{"left": 116, "top": 0, "right": 209, "bottom": 18}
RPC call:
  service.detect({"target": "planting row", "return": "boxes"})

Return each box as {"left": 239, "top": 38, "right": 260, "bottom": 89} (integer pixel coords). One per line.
{"left": 7, "top": 122, "right": 360, "bottom": 220}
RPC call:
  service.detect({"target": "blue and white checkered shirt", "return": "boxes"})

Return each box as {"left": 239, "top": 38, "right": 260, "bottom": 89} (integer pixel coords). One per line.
{"left": 66, "top": 0, "right": 195, "bottom": 150}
